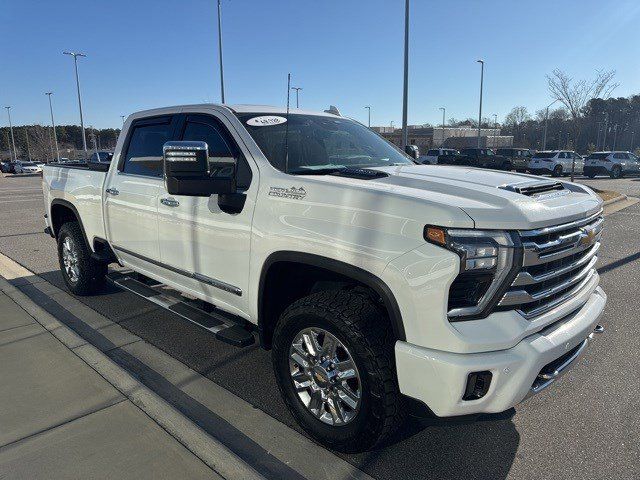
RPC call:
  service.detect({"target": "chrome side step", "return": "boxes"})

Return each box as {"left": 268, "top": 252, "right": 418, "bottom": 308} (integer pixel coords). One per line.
{"left": 107, "top": 271, "right": 255, "bottom": 347}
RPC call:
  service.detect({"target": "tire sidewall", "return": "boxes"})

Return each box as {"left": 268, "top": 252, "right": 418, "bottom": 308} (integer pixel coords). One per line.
{"left": 272, "top": 308, "right": 385, "bottom": 450}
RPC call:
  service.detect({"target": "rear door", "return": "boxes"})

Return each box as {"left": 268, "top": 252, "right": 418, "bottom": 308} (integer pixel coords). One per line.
{"left": 157, "top": 111, "right": 256, "bottom": 316}
{"left": 104, "top": 115, "right": 179, "bottom": 269}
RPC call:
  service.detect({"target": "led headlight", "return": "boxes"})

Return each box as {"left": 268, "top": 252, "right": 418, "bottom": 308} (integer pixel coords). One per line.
{"left": 425, "top": 226, "right": 521, "bottom": 320}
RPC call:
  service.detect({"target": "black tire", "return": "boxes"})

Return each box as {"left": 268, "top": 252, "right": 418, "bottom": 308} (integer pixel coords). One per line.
{"left": 610, "top": 165, "right": 622, "bottom": 179}
{"left": 587, "top": 173, "right": 596, "bottom": 179}
{"left": 272, "top": 290, "right": 404, "bottom": 452}
{"left": 57, "top": 222, "right": 107, "bottom": 295}
{"left": 552, "top": 165, "right": 563, "bottom": 177}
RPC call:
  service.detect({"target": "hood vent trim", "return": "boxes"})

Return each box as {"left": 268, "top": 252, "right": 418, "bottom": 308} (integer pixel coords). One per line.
{"left": 500, "top": 181, "right": 565, "bottom": 197}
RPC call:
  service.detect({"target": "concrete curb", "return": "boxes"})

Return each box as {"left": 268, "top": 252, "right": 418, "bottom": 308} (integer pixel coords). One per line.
{"left": 602, "top": 193, "right": 628, "bottom": 206}
{"left": 0, "top": 266, "right": 265, "bottom": 480}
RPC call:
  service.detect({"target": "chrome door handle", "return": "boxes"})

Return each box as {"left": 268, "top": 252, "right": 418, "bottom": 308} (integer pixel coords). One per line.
{"left": 160, "top": 198, "right": 180, "bottom": 207}
{"left": 105, "top": 187, "right": 119, "bottom": 195}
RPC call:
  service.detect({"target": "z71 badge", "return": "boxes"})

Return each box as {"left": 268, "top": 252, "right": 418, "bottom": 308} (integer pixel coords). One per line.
{"left": 268, "top": 186, "right": 307, "bottom": 200}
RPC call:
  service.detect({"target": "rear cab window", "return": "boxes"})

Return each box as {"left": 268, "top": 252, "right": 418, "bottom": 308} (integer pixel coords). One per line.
{"left": 120, "top": 116, "right": 177, "bottom": 177}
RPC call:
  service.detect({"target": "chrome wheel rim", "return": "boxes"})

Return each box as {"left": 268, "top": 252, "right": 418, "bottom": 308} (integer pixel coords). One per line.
{"left": 289, "top": 327, "right": 362, "bottom": 426}
{"left": 62, "top": 237, "right": 80, "bottom": 283}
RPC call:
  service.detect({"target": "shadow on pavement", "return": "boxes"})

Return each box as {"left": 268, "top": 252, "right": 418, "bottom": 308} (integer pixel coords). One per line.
{"left": 14, "top": 270, "right": 519, "bottom": 480}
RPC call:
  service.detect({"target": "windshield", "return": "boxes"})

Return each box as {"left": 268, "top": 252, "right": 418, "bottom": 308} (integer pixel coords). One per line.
{"left": 237, "top": 113, "right": 414, "bottom": 174}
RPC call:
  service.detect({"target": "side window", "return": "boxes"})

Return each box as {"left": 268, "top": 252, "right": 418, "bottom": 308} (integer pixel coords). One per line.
{"left": 613, "top": 153, "right": 623, "bottom": 159}
{"left": 181, "top": 115, "right": 253, "bottom": 190}
{"left": 122, "top": 118, "right": 174, "bottom": 177}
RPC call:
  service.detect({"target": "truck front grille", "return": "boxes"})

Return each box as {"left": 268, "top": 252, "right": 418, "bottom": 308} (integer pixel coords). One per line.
{"left": 498, "top": 211, "right": 603, "bottom": 319}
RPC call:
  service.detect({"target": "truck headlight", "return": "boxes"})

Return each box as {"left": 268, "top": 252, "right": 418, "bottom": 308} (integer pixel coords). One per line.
{"left": 424, "top": 226, "right": 521, "bottom": 320}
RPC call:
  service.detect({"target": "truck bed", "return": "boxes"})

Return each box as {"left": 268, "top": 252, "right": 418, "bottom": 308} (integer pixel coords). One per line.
{"left": 43, "top": 163, "right": 107, "bottom": 250}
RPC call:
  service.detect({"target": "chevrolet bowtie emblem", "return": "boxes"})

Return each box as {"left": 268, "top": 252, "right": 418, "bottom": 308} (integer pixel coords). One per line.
{"left": 579, "top": 226, "right": 597, "bottom": 247}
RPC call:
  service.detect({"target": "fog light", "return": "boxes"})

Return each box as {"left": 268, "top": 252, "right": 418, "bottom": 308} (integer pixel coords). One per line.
{"left": 463, "top": 371, "right": 492, "bottom": 400}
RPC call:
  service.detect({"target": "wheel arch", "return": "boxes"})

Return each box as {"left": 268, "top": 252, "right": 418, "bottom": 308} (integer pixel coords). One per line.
{"left": 257, "top": 251, "right": 405, "bottom": 349}
{"left": 50, "top": 199, "right": 91, "bottom": 251}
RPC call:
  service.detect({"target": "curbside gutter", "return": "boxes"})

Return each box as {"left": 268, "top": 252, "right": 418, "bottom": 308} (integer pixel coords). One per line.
{"left": 0, "top": 260, "right": 265, "bottom": 480}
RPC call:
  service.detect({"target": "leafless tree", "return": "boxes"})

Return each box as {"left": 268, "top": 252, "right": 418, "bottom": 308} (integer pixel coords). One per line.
{"left": 504, "top": 106, "right": 530, "bottom": 141}
{"left": 28, "top": 125, "right": 55, "bottom": 161}
{"left": 547, "top": 69, "right": 618, "bottom": 143}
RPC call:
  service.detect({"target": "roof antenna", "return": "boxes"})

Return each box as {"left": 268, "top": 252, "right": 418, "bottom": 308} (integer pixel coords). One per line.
{"left": 284, "top": 73, "right": 291, "bottom": 174}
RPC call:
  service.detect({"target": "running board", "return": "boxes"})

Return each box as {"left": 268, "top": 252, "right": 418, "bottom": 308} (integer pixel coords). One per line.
{"left": 107, "top": 272, "right": 255, "bottom": 347}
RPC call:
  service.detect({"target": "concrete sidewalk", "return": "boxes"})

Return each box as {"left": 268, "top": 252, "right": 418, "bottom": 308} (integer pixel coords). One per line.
{"left": 0, "top": 283, "right": 232, "bottom": 479}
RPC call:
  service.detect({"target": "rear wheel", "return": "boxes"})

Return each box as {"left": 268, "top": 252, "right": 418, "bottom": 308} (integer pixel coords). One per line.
{"left": 57, "top": 222, "right": 107, "bottom": 295}
{"left": 610, "top": 165, "right": 622, "bottom": 179}
{"left": 272, "top": 290, "right": 404, "bottom": 452}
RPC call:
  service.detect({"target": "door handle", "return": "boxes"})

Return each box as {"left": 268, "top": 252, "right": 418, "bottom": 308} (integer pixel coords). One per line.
{"left": 160, "top": 198, "right": 180, "bottom": 207}
{"left": 106, "top": 187, "right": 119, "bottom": 195}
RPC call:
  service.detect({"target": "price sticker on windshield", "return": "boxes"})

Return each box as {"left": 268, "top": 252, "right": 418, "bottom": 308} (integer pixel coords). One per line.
{"left": 246, "top": 116, "right": 287, "bottom": 127}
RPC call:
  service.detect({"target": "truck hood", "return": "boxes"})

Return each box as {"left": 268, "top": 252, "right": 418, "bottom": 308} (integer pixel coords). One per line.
{"left": 310, "top": 165, "right": 603, "bottom": 230}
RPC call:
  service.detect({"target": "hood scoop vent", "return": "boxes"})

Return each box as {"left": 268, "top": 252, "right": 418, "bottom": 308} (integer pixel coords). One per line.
{"left": 499, "top": 180, "right": 565, "bottom": 197}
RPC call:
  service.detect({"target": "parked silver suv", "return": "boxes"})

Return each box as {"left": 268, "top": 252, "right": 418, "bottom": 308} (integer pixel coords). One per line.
{"left": 584, "top": 151, "right": 640, "bottom": 178}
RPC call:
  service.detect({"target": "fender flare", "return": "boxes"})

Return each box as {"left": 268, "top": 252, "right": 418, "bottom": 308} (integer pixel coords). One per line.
{"left": 50, "top": 199, "right": 92, "bottom": 251}
{"left": 258, "top": 251, "right": 406, "bottom": 343}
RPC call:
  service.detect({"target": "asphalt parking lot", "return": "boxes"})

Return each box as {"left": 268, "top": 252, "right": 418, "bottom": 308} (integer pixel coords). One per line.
{"left": 0, "top": 172, "right": 638, "bottom": 480}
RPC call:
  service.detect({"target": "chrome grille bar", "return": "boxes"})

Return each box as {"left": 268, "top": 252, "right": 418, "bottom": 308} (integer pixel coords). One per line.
{"left": 499, "top": 212, "right": 603, "bottom": 320}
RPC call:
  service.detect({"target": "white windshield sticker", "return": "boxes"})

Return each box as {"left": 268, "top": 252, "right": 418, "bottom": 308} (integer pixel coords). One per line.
{"left": 246, "top": 115, "right": 287, "bottom": 127}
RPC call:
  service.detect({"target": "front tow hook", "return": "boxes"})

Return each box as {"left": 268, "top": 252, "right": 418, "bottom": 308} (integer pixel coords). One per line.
{"left": 588, "top": 324, "right": 604, "bottom": 340}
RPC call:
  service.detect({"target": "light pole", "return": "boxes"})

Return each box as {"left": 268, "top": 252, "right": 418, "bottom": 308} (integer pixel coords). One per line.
{"left": 602, "top": 113, "right": 609, "bottom": 150}
{"left": 542, "top": 99, "right": 559, "bottom": 150}
{"left": 216, "top": 0, "right": 225, "bottom": 103}
{"left": 492, "top": 113, "right": 498, "bottom": 148}
{"left": 364, "top": 106, "right": 371, "bottom": 127}
{"left": 291, "top": 87, "right": 302, "bottom": 108}
{"left": 476, "top": 59, "right": 484, "bottom": 148}
{"left": 439, "top": 107, "right": 445, "bottom": 146}
{"left": 4, "top": 106, "right": 17, "bottom": 161}
{"left": 45, "top": 93, "right": 60, "bottom": 161}
{"left": 401, "top": 0, "right": 410, "bottom": 149}
{"left": 63, "top": 51, "right": 88, "bottom": 154}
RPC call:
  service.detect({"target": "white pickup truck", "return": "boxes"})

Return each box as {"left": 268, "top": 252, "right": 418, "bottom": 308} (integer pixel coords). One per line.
{"left": 42, "top": 104, "right": 606, "bottom": 452}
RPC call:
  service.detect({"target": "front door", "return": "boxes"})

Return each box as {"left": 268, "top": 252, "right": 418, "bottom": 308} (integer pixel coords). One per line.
{"left": 157, "top": 111, "right": 256, "bottom": 317}
{"left": 104, "top": 115, "right": 179, "bottom": 270}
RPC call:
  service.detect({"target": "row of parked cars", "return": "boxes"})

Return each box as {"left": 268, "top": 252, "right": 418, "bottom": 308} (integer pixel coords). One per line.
{"left": 1, "top": 152, "right": 114, "bottom": 176}
{"left": 418, "top": 147, "right": 640, "bottom": 178}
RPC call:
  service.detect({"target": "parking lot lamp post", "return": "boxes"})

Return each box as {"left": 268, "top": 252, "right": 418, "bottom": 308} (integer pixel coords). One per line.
{"left": 401, "top": 0, "right": 410, "bottom": 149}
{"left": 439, "top": 107, "right": 445, "bottom": 146}
{"left": 630, "top": 130, "right": 635, "bottom": 151}
{"left": 45, "top": 93, "right": 60, "bottom": 161}
{"left": 476, "top": 60, "right": 484, "bottom": 148}
{"left": 216, "top": 0, "right": 225, "bottom": 103}
{"left": 4, "top": 106, "right": 17, "bottom": 161}
{"left": 542, "top": 99, "right": 559, "bottom": 151}
{"left": 291, "top": 87, "right": 302, "bottom": 108}
{"left": 602, "top": 114, "right": 609, "bottom": 150}
{"left": 364, "top": 106, "right": 371, "bottom": 127}
{"left": 492, "top": 113, "right": 497, "bottom": 148}
{"left": 63, "top": 51, "right": 88, "bottom": 154}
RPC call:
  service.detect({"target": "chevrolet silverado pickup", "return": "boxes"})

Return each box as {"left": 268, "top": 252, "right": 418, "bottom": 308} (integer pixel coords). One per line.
{"left": 42, "top": 104, "right": 606, "bottom": 452}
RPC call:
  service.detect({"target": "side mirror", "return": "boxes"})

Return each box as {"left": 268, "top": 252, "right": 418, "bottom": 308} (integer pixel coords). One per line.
{"left": 405, "top": 144, "right": 419, "bottom": 159}
{"left": 163, "top": 141, "right": 237, "bottom": 196}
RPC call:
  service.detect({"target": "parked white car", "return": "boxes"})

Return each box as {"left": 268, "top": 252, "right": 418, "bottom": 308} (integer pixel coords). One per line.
{"left": 18, "top": 161, "right": 43, "bottom": 174}
{"left": 42, "top": 104, "right": 606, "bottom": 452}
{"left": 583, "top": 151, "right": 640, "bottom": 178}
{"left": 528, "top": 150, "right": 584, "bottom": 177}
{"left": 419, "top": 148, "right": 458, "bottom": 165}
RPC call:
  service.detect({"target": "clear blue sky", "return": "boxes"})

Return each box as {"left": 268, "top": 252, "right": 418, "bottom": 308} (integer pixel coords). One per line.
{"left": 2, "top": 0, "right": 640, "bottom": 129}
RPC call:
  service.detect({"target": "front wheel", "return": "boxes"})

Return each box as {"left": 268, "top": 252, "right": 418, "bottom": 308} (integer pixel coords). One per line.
{"left": 272, "top": 290, "right": 404, "bottom": 452}
{"left": 552, "top": 165, "right": 563, "bottom": 177}
{"left": 57, "top": 222, "right": 107, "bottom": 295}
